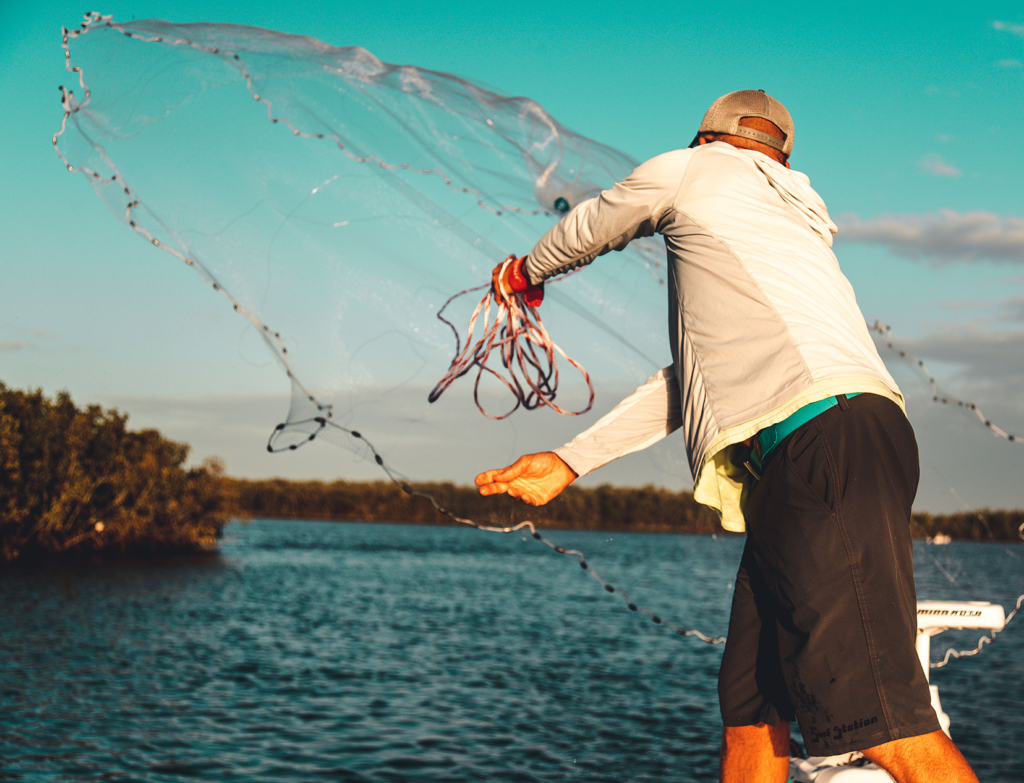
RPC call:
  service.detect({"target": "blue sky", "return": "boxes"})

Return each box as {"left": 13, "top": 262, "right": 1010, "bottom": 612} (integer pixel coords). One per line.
{"left": 2, "top": 0, "right": 1023, "bottom": 512}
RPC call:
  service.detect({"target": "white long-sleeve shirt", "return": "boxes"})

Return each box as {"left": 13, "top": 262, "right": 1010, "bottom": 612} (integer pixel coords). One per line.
{"left": 524, "top": 142, "right": 903, "bottom": 532}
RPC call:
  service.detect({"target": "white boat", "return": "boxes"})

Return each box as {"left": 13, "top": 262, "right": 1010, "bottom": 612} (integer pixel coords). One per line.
{"left": 926, "top": 533, "right": 953, "bottom": 545}
{"left": 789, "top": 600, "right": 1006, "bottom": 781}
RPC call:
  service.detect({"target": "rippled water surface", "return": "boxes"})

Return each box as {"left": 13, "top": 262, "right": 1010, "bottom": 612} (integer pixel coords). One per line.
{"left": 2, "top": 521, "right": 1022, "bottom": 781}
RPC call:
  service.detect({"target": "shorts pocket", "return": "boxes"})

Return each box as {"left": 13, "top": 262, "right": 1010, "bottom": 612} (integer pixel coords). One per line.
{"left": 781, "top": 423, "right": 836, "bottom": 517}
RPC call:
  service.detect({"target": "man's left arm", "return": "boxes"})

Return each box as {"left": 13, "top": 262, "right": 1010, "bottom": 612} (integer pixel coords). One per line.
{"left": 523, "top": 150, "right": 690, "bottom": 285}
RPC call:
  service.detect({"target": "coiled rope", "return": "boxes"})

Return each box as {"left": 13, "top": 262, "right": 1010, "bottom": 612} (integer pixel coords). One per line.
{"left": 428, "top": 257, "right": 595, "bottom": 419}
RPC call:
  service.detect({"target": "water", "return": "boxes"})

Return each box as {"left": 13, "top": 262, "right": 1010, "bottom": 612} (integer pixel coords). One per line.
{"left": 1, "top": 520, "right": 1022, "bottom": 782}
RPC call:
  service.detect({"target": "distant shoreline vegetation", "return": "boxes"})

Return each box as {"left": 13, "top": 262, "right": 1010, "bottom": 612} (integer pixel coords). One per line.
{"left": 226, "top": 478, "right": 1024, "bottom": 543}
{"left": 2, "top": 385, "right": 1021, "bottom": 561}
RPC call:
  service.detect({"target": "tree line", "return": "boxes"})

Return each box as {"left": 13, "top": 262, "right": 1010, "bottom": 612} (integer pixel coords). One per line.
{"left": 225, "top": 477, "right": 1024, "bottom": 542}
{"left": 224, "top": 477, "right": 724, "bottom": 534}
{"left": 2, "top": 383, "right": 1020, "bottom": 560}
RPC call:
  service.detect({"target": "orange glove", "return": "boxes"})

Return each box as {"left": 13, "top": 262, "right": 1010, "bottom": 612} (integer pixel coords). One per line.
{"left": 491, "top": 255, "right": 544, "bottom": 307}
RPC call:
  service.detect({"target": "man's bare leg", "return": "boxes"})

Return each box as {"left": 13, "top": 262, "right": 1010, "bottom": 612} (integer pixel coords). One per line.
{"left": 861, "top": 730, "right": 978, "bottom": 783}
{"left": 719, "top": 722, "right": 790, "bottom": 783}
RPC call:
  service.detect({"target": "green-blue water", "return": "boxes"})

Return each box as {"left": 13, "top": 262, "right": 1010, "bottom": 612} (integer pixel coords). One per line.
{"left": 1, "top": 520, "right": 1022, "bottom": 781}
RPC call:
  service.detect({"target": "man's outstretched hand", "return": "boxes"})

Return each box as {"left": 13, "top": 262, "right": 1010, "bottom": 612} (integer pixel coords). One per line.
{"left": 474, "top": 452, "right": 577, "bottom": 506}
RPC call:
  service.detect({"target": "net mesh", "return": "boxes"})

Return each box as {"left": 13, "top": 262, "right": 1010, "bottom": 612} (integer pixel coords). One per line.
{"left": 55, "top": 12, "right": 669, "bottom": 472}
{"left": 55, "top": 13, "right": 1020, "bottom": 657}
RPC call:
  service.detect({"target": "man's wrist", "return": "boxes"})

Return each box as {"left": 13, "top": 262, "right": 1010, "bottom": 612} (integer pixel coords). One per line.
{"left": 508, "top": 256, "right": 531, "bottom": 292}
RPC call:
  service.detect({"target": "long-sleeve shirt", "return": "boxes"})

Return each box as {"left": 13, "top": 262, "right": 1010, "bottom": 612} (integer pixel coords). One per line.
{"left": 523, "top": 142, "right": 903, "bottom": 532}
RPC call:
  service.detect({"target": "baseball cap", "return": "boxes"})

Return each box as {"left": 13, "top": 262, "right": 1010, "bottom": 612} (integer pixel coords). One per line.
{"left": 698, "top": 90, "right": 794, "bottom": 156}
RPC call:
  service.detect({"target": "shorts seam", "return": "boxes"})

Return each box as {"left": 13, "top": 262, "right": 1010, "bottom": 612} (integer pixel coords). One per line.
{"left": 814, "top": 416, "right": 898, "bottom": 737}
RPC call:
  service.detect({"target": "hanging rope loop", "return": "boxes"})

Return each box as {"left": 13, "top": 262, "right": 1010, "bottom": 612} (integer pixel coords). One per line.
{"left": 428, "top": 255, "right": 594, "bottom": 419}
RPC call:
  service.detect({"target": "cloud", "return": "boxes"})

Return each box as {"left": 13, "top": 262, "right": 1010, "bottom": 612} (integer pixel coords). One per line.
{"left": 998, "top": 296, "right": 1024, "bottom": 322}
{"left": 836, "top": 210, "right": 1024, "bottom": 264}
{"left": 889, "top": 327, "right": 1024, "bottom": 388}
{"left": 993, "top": 20, "right": 1024, "bottom": 39}
{"left": 934, "top": 295, "right": 1024, "bottom": 320}
{"left": 917, "top": 153, "right": 961, "bottom": 177}
{"left": 996, "top": 58, "right": 1023, "bottom": 68}
{"left": 0, "top": 341, "right": 32, "bottom": 352}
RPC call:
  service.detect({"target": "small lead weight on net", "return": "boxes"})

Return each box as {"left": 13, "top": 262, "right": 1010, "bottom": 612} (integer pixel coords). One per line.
{"left": 375, "top": 455, "right": 383, "bottom": 465}
{"left": 579, "top": 561, "right": 588, "bottom": 570}
{"left": 351, "top": 431, "right": 361, "bottom": 438}
{"left": 652, "top": 616, "right": 662, "bottom": 624}
{"left": 532, "top": 532, "right": 541, "bottom": 539}
{"left": 628, "top": 603, "right": 638, "bottom": 612}
{"left": 605, "top": 585, "right": 615, "bottom": 593}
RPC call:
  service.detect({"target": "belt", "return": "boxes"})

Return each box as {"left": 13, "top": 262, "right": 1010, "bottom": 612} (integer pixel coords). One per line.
{"left": 745, "top": 393, "right": 862, "bottom": 480}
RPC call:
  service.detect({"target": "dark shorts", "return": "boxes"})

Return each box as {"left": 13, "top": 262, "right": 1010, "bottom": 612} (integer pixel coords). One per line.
{"left": 718, "top": 393, "right": 941, "bottom": 756}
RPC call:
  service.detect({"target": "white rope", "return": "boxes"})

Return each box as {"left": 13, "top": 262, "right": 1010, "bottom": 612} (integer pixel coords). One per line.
{"left": 932, "top": 594, "right": 1024, "bottom": 669}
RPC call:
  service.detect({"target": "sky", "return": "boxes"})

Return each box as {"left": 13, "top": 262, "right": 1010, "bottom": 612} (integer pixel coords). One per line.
{"left": 1, "top": 0, "right": 1023, "bottom": 513}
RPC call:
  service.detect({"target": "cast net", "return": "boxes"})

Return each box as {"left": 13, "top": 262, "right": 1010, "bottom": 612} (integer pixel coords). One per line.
{"left": 55, "top": 12, "right": 668, "bottom": 471}
{"left": 56, "top": 13, "right": 1020, "bottom": 655}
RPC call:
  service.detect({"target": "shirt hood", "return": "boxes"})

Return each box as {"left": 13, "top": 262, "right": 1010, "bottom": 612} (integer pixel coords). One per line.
{"left": 745, "top": 151, "right": 838, "bottom": 248}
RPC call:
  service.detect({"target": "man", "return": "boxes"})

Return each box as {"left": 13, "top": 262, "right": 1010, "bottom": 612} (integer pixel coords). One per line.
{"left": 475, "top": 91, "right": 978, "bottom": 783}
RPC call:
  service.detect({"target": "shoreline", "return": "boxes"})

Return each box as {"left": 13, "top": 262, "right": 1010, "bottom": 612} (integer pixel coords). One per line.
{"left": 233, "top": 515, "right": 1024, "bottom": 543}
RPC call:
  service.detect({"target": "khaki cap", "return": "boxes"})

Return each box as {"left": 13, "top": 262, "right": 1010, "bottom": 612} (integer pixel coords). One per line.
{"left": 699, "top": 90, "right": 794, "bottom": 156}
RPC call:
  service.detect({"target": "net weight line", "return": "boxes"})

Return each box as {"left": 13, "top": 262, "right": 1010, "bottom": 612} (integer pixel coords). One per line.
{"left": 872, "top": 320, "right": 1024, "bottom": 667}
{"left": 267, "top": 416, "right": 726, "bottom": 645}
{"left": 270, "top": 413, "right": 1024, "bottom": 666}
{"left": 871, "top": 321, "right": 1021, "bottom": 444}
{"left": 56, "top": 13, "right": 560, "bottom": 220}
{"left": 932, "top": 594, "right": 1024, "bottom": 669}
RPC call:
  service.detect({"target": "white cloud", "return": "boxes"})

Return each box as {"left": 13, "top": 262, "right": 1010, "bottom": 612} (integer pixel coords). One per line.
{"left": 892, "top": 327, "right": 1024, "bottom": 387}
{"left": 0, "top": 341, "right": 32, "bottom": 352}
{"left": 996, "top": 58, "right": 1023, "bottom": 68}
{"left": 836, "top": 210, "right": 1024, "bottom": 264}
{"left": 998, "top": 296, "right": 1024, "bottom": 322}
{"left": 917, "top": 153, "right": 961, "bottom": 177}
{"left": 993, "top": 20, "right": 1024, "bottom": 39}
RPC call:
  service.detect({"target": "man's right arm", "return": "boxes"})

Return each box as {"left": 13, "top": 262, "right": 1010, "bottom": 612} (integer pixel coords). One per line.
{"left": 554, "top": 365, "right": 682, "bottom": 479}
{"left": 475, "top": 366, "right": 682, "bottom": 505}
{"left": 523, "top": 150, "right": 691, "bottom": 285}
